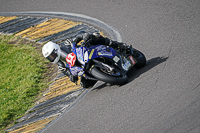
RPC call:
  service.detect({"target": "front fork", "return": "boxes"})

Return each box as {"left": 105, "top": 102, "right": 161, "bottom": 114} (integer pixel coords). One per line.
{"left": 90, "top": 58, "right": 126, "bottom": 77}
{"left": 92, "top": 59, "right": 114, "bottom": 73}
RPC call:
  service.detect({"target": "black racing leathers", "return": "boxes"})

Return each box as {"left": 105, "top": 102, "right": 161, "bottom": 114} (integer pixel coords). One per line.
{"left": 73, "top": 32, "right": 125, "bottom": 49}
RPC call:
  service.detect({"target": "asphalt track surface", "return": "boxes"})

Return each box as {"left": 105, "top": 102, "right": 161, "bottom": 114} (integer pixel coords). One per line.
{"left": 1, "top": 0, "right": 200, "bottom": 133}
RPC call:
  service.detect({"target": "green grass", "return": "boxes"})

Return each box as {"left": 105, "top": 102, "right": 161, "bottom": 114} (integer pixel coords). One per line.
{"left": 0, "top": 35, "right": 51, "bottom": 131}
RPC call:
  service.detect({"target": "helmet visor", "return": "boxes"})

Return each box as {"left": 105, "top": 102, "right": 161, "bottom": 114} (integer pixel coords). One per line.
{"left": 46, "top": 49, "right": 58, "bottom": 62}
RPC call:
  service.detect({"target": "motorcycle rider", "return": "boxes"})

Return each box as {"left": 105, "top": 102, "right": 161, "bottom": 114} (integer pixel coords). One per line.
{"left": 42, "top": 32, "right": 130, "bottom": 88}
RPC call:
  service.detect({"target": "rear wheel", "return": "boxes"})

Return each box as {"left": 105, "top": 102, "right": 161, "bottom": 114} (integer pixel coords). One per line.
{"left": 90, "top": 67, "right": 128, "bottom": 85}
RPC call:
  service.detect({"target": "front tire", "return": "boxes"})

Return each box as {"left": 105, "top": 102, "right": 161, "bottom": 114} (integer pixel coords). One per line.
{"left": 90, "top": 67, "right": 128, "bottom": 85}
{"left": 132, "top": 49, "right": 146, "bottom": 69}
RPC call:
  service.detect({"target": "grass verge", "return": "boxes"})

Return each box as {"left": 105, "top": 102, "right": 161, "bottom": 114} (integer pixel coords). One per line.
{"left": 0, "top": 35, "right": 56, "bottom": 132}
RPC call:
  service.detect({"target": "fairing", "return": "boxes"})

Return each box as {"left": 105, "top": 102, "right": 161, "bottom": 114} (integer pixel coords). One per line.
{"left": 67, "top": 43, "right": 135, "bottom": 77}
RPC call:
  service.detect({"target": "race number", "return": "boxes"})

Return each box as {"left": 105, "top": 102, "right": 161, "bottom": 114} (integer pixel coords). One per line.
{"left": 66, "top": 52, "right": 76, "bottom": 67}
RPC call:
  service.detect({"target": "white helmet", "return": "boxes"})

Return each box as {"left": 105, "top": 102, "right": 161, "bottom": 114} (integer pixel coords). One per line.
{"left": 42, "top": 41, "right": 60, "bottom": 64}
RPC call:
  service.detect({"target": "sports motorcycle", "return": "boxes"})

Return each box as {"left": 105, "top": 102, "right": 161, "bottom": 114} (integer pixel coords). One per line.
{"left": 65, "top": 41, "right": 146, "bottom": 85}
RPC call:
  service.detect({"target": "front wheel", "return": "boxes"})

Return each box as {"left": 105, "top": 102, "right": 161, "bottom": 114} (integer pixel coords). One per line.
{"left": 90, "top": 67, "right": 128, "bottom": 85}
{"left": 132, "top": 48, "right": 146, "bottom": 69}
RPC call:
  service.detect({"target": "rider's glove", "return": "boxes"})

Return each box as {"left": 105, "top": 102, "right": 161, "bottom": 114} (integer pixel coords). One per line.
{"left": 57, "top": 61, "right": 71, "bottom": 77}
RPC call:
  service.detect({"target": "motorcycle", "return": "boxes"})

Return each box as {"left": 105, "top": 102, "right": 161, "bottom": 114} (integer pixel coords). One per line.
{"left": 65, "top": 41, "right": 146, "bottom": 85}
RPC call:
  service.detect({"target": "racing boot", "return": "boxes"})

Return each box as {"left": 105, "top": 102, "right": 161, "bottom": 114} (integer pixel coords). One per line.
{"left": 80, "top": 76, "right": 97, "bottom": 88}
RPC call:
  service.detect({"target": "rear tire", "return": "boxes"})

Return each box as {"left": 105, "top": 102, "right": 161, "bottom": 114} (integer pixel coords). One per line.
{"left": 90, "top": 67, "right": 128, "bottom": 85}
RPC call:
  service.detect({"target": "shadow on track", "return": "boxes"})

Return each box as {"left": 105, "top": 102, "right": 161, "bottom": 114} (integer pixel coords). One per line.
{"left": 127, "top": 56, "right": 168, "bottom": 82}
{"left": 92, "top": 57, "right": 168, "bottom": 90}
